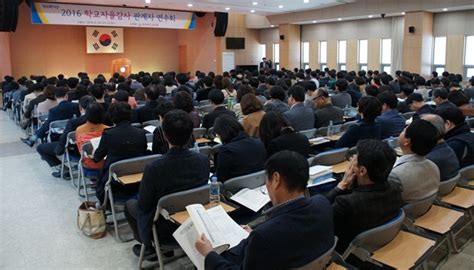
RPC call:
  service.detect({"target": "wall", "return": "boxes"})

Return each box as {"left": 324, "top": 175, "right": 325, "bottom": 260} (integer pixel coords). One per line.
{"left": 8, "top": 3, "right": 193, "bottom": 78}
{"left": 0, "top": 32, "right": 12, "bottom": 79}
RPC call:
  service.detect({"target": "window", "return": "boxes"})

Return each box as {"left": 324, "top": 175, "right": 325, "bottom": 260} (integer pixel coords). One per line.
{"left": 259, "top": 44, "right": 266, "bottom": 60}
{"left": 302, "top": 42, "right": 310, "bottom": 70}
{"left": 319, "top": 41, "right": 327, "bottom": 71}
{"left": 465, "top": 35, "right": 474, "bottom": 78}
{"left": 337, "top": 40, "right": 347, "bottom": 70}
{"left": 433, "top": 36, "right": 447, "bottom": 74}
{"left": 381, "top": 38, "right": 392, "bottom": 74}
{"left": 273, "top": 43, "right": 280, "bottom": 70}
{"left": 358, "top": 39, "right": 368, "bottom": 71}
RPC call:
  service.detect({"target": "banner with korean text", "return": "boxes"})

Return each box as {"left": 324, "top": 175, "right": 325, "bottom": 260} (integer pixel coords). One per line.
{"left": 30, "top": 1, "right": 196, "bottom": 30}
{"left": 86, "top": 27, "right": 124, "bottom": 54}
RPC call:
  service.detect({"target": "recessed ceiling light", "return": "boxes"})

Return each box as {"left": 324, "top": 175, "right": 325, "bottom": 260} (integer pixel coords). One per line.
{"left": 270, "top": 24, "right": 274, "bottom": 27}
{"left": 401, "top": 12, "right": 406, "bottom": 15}
{"left": 225, "top": 7, "right": 230, "bottom": 11}
{"left": 443, "top": 8, "right": 448, "bottom": 11}
{"left": 187, "top": 3, "right": 193, "bottom": 7}
{"left": 250, "top": 9, "right": 255, "bottom": 13}
{"left": 368, "top": 15, "right": 373, "bottom": 18}
{"left": 145, "top": 0, "right": 151, "bottom": 4}
{"left": 312, "top": 20, "right": 317, "bottom": 23}
{"left": 304, "top": 0, "right": 309, "bottom": 3}
{"left": 252, "top": 1, "right": 258, "bottom": 5}
{"left": 278, "top": 5, "right": 283, "bottom": 8}
{"left": 338, "top": 18, "right": 342, "bottom": 21}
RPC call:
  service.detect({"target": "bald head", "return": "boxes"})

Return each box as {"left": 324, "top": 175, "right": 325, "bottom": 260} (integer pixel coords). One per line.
{"left": 421, "top": 114, "right": 445, "bottom": 140}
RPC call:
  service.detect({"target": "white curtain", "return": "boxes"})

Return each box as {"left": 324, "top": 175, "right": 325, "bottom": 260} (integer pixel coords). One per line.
{"left": 391, "top": 16, "right": 404, "bottom": 75}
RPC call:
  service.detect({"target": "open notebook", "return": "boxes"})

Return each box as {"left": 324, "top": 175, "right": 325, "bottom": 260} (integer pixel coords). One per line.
{"left": 173, "top": 204, "right": 249, "bottom": 270}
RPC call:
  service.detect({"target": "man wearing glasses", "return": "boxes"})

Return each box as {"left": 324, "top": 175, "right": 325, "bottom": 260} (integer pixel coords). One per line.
{"left": 312, "top": 88, "right": 344, "bottom": 128}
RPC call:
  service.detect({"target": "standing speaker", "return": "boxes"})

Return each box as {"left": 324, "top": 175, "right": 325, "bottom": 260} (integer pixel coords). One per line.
{"left": 0, "top": 0, "right": 19, "bottom": 32}
{"left": 214, "top": 12, "right": 228, "bottom": 37}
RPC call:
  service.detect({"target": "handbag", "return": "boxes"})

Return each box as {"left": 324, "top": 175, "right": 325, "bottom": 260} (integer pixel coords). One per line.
{"left": 77, "top": 201, "right": 106, "bottom": 239}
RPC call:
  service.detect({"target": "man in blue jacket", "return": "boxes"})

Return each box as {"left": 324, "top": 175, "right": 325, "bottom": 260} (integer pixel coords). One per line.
{"left": 195, "top": 150, "right": 335, "bottom": 269}
{"left": 376, "top": 91, "right": 406, "bottom": 139}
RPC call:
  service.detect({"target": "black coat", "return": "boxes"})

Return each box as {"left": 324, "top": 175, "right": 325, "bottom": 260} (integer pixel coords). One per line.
{"left": 202, "top": 106, "right": 236, "bottom": 130}
{"left": 131, "top": 100, "right": 158, "bottom": 123}
{"left": 266, "top": 129, "right": 310, "bottom": 159}
{"left": 54, "top": 115, "right": 87, "bottom": 155}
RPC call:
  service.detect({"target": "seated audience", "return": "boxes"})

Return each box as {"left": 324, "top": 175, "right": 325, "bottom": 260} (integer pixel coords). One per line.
{"left": 36, "top": 96, "right": 93, "bottom": 178}
{"left": 421, "top": 114, "right": 460, "bottom": 181}
{"left": 388, "top": 119, "right": 440, "bottom": 204}
{"left": 312, "top": 88, "right": 344, "bottom": 128}
{"left": 37, "top": 85, "right": 58, "bottom": 115}
{"left": 131, "top": 86, "right": 159, "bottom": 123}
{"left": 93, "top": 102, "right": 148, "bottom": 204}
{"left": 233, "top": 85, "right": 255, "bottom": 120}
{"left": 241, "top": 93, "right": 265, "bottom": 138}
{"left": 447, "top": 90, "right": 474, "bottom": 117}
{"left": 397, "top": 83, "right": 415, "bottom": 113}
{"left": 336, "top": 96, "right": 382, "bottom": 148}
{"left": 263, "top": 86, "right": 289, "bottom": 114}
{"left": 438, "top": 106, "right": 474, "bottom": 167}
{"left": 464, "top": 77, "right": 474, "bottom": 99}
{"left": 196, "top": 76, "right": 215, "bottom": 102}
{"left": 221, "top": 77, "right": 237, "bottom": 99}
{"left": 376, "top": 91, "right": 406, "bottom": 139}
{"left": 346, "top": 75, "right": 362, "bottom": 107}
{"left": 23, "top": 84, "right": 45, "bottom": 119}
{"left": 331, "top": 79, "right": 352, "bottom": 108}
{"left": 326, "top": 139, "right": 401, "bottom": 252}
{"left": 202, "top": 89, "right": 236, "bottom": 130}
{"left": 125, "top": 110, "right": 210, "bottom": 258}
{"left": 283, "top": 85, "right": 315, "bottom": 131}
{"left": 259, "top": 112, "right": 310, "bottom": 158}
{"left": 406, "top": 93, "right": 436, "bottom": 120}
{"left": 89, "top": 84, "right": 109, "bottom": 112}
{"left": 196, "top": 150, "right": 334, "bottom": 269}
{"left": 174, "top": 91, "right": 200, "bottom": 128}
{"left": 433, "top": 88, "right": 456, "bottom": 113}
{"left": 75, "top": 102, "right": 109, "bottom": 171}
{"left": 213, "top": 115, "right": 265, "bottom": 182}
{"left": 21, "top": 87, "right": 80, "bottom": 147}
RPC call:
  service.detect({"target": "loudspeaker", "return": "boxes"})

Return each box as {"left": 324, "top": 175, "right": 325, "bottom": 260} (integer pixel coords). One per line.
{"left": 214, "top": 12, "right": 228, "bottom": 37}
{"left": 408, "top": 26, "right": 415, "bottom": 33}
{"left": 280, "top": 35, "right": 285, "bottom": 40}
{"left": 194, "top": 12, "right": 206, "bottom": 18}
{"left": 0, "top": 0, "right": 19, "bottom": 32}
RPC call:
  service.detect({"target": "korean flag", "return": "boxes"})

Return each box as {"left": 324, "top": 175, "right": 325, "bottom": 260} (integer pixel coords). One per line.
{"left": 86, "top": 27, "right": 124, "bottom": 54}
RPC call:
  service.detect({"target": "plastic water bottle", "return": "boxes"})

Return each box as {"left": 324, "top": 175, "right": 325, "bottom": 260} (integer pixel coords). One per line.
{"left": 227, "top": 97, "right": 233, "bottom": 110}
{"left": 209, "top": 176, "right": 220, "bottom": 208}
{"left": 192, "top": 142, "right": 200, "bottom": 153}
{"left": 327, "top": 120, "right": 334, "bottom": 137}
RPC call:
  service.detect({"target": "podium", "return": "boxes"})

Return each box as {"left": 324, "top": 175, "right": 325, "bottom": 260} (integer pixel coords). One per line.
{"left": 111, "top": 58, "right": 131, "bottom": 78}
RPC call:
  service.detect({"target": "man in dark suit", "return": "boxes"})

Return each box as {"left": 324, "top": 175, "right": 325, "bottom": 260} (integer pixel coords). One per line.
{"left": 125, "top": 110, "right": 210, "bottom": 258}
{"left": 36, "top": 96, "right": 94, "bottom": 179}
{"left": 326, "top": 139, "right": 402, "bottom": 253}
{"left": 196, "top": 151, "right": 335, "bottom": 269}
{"left": 259, "top": 57, "right": 272, "bottom": 71}
{"left": 202, "top": 90, "right": 236, "bottom": 129}
{"left": 21, "top": 86, "right": 80, "bottom": 147}
{"left": 131, "top": 86, "right": 159, "bottom": 123}
{"left": 433, "top": 88, "right": 457, "bottom": 113}
{"left": 312, "top": 88, "right": 344, "bottom": 128}
{"left": 196, "top": 76, "right": 215, "bottom": 102}
{"left": 406, "top": 93, "right": 435, "bottom": 120}
{"left": 283, "top": 85, "right": 315, "bottom": 131}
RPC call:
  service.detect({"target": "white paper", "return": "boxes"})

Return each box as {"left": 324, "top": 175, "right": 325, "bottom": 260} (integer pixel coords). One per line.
{"left": 143, "top": 125, "right": 156, "bottom": 133}
{"left": 309, "top": 137, "right": 330, "bottom": 145}
{"left": 307, "top": 177, "right": 336, "bottom": 187}
{"left": 147, "top": 142, "right": 153, "bottom": 151}
{"left": 90, "top": 136, "right": 101, "bottom": 151}
{"left": 231, "top": 188, "right": 270, "bottom": 212}
{"left": 186, "top": 204, "right": 249, "bottom": 249}
{"left": 309, "top": 165, "right": 332, "bottom": 177}
{"left": 173, "top": 219, "right": 205, "bottom": 270}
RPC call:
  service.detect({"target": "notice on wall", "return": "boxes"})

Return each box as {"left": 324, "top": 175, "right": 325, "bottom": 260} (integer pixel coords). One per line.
{"left": 222, "top": 52, "right": 235, "bottom": 73}
{"left": 30, "top": 1, "right": 195, "bottom": 30}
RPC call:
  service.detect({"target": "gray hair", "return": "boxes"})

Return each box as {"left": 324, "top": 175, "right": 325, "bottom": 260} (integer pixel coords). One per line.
{"left": 421, "top": 114, "right": 445, "bottom": 140}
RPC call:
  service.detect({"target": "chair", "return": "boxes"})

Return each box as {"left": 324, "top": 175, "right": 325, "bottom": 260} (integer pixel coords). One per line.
{"left": 403, "top": 193, "right": 438, "bottom": 220}
{"left": 192, "top": 127, "right": 207, "bottom": 139}
{"left": 145, "top": 133, "right": 153, "bottom": 143}
{"left": 103, "top": 154, "right": 162, "bottom": 242}
{"left": 138, "top": 184, "right": 212, "bottom": 270}
{"left": 142, "top": 119, "right": 160, "bottom": 127}
{"left": 222, "top": 170, "right": 266, "bottom": 199}
{"left": 198, "top": 99, "right": 210, "bottom": 106}
{"left": 459, "top": 165, "right": 474, "bottom": 189}
{"left": 196, "top": 145, "right": 212, "bottom": 157}
{"left": 310, "top": 148, "right": 348, "bottom": 167}
{"left": 197, "top": 105, "right": 214, "bottom": 117}
{"left": 403, "top": 111, "right": 416, "bottom": 120}
{"left": 438, "top": 173, "right": 461, "bottom": 197}
{"left": 292, "top": 237, "right": 338, "bottom": 270}
{"left": 131, "top": 122, "right": 142, "bottom": 128}
{"left": 60, "top": 131, "right": 80, "bottom": 184}
{"left": 207, "top": 127, "right": 216, "bottom": 139}
{"left": 341, "top": 120, "right": 357, "bottom": 132}
{"left": 342, "top": 209, "right": 405, "bottom": 261}
{"left": 77, "top": 142, "right": 100, "bottom": 201}
{"left": 47, "top": 119, "right": 68, "bottom": 143}
{"left": 466, "top": 117, "right": 474, "bottom": 128}
{"left": 299, "top": 128, "right": 317, "bottom": 139}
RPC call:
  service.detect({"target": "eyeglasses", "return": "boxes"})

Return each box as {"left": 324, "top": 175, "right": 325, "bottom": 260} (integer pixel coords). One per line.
{"left": 312, "top": 95, "right": 324, "bottom": 101}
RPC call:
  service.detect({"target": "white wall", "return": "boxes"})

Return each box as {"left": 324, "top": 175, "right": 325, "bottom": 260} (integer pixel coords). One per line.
{"left": 302, "top": 18, "right": 392, "bottom": 41}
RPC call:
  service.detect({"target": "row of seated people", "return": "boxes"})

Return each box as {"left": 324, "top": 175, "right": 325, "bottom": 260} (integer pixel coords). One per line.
{"left": 3, "top": 70, "right": 473, "bottom": 268}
